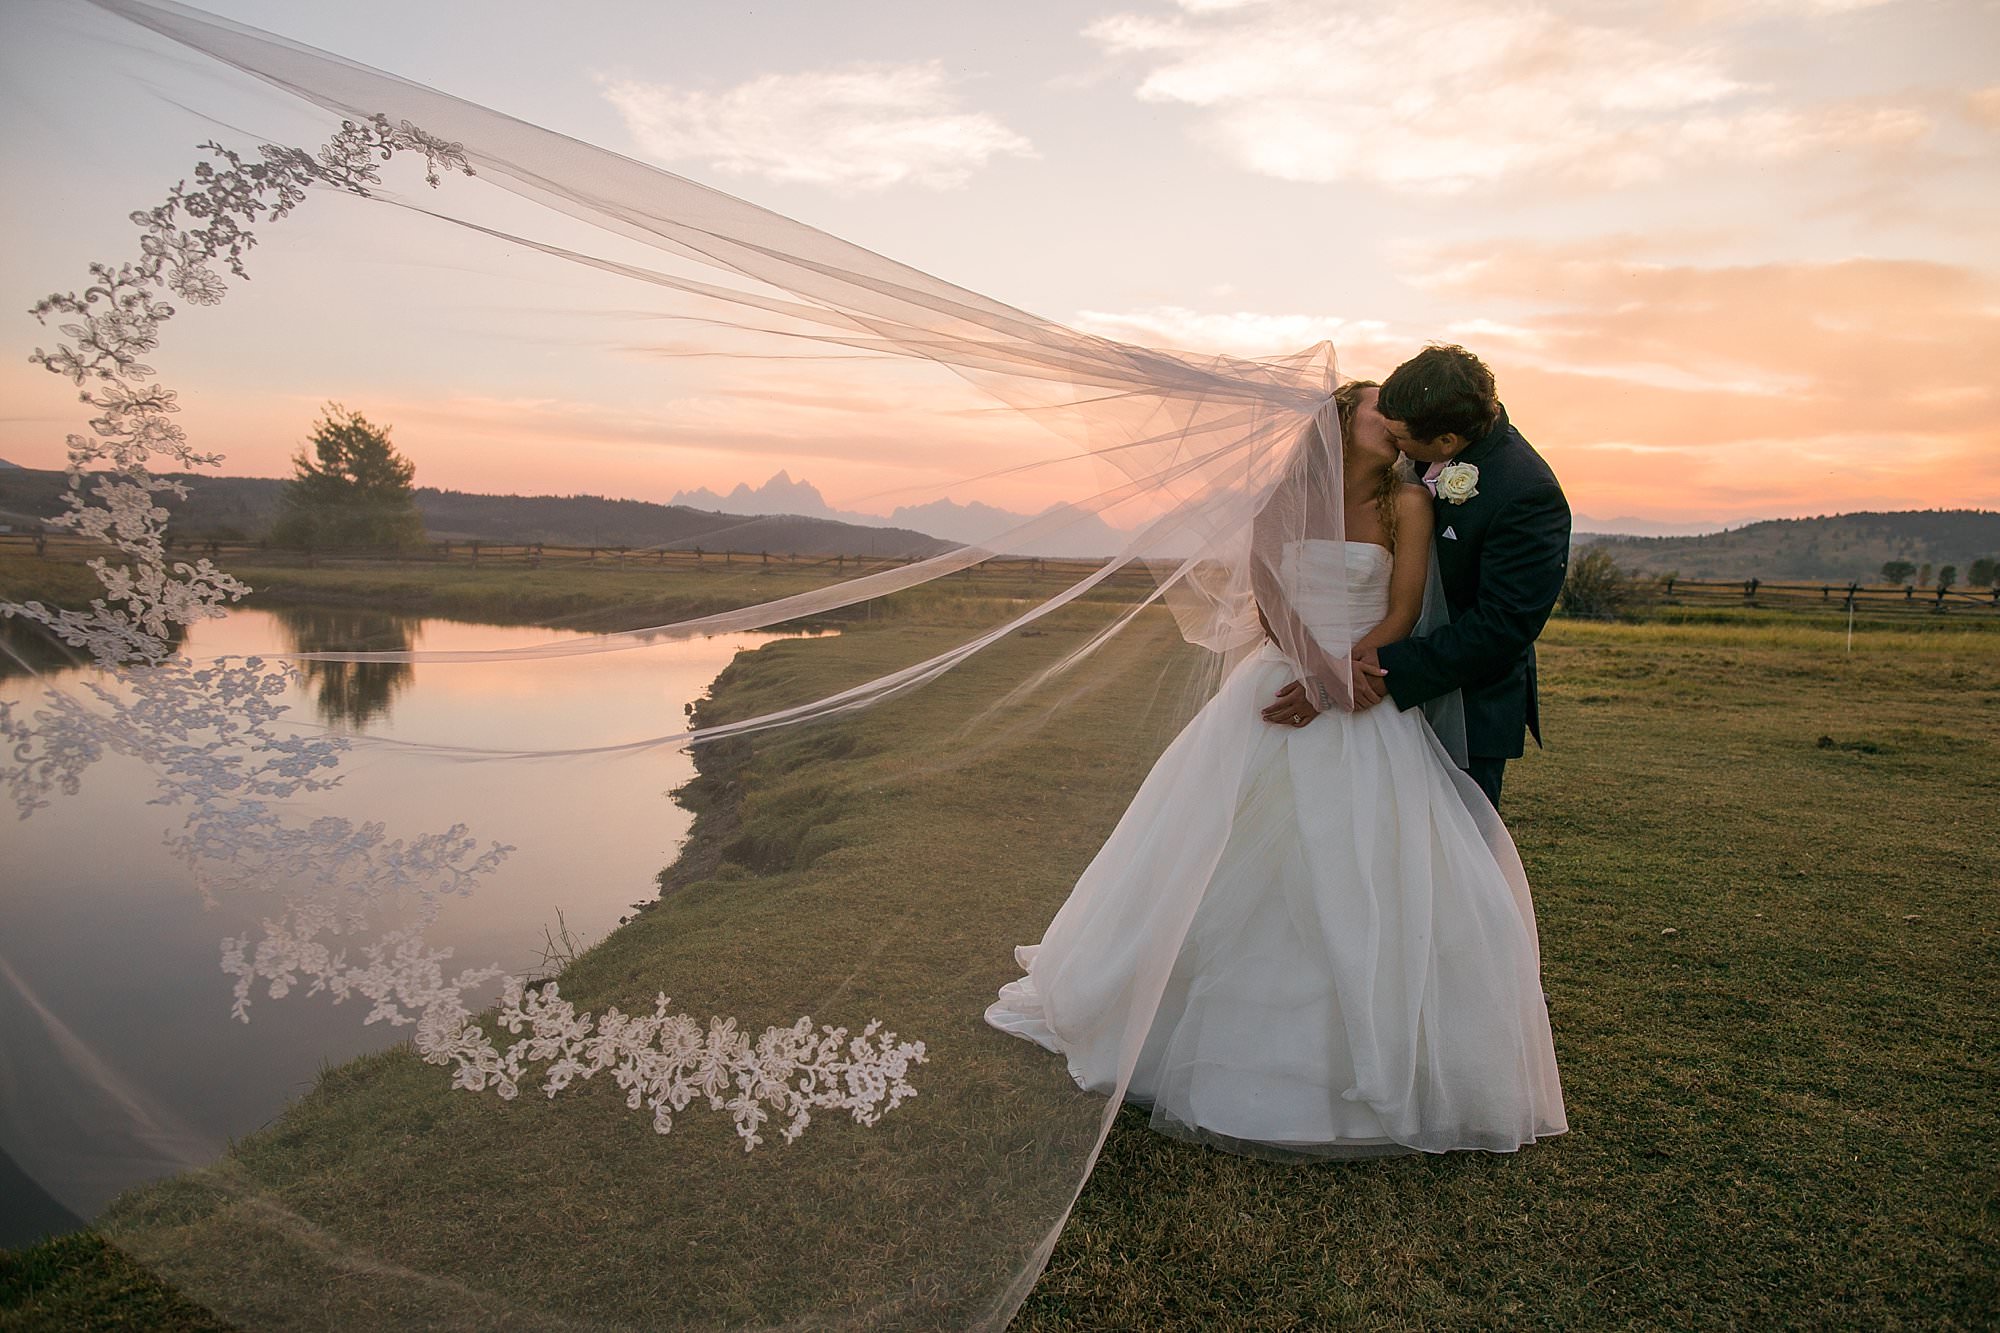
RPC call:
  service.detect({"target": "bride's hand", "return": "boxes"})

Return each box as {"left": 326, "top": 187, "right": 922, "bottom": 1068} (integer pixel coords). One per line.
{"left": 1350, "top": 648, "right": 1389, "bottom": 710}
{"left": 1262, "top": 679, "right": 1320, "bottom": 728}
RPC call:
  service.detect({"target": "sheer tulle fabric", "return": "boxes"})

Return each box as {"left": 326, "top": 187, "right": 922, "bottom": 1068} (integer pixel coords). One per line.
{"left": 1, "top": 2, "right": 1545, "bottom": 1329}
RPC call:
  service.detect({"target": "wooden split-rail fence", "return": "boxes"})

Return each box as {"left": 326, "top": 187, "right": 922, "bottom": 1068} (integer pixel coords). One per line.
{"left": 1657, "top": 575, "right": 2000, "bottom": 615}
{"left": 0, "top": 532, "right": 1165, "bottom": 590}
{"left": 5, "top": 532, "right": 1996, "bottom": 615}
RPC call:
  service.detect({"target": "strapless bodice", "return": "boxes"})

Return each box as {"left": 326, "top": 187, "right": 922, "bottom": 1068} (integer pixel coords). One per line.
{"left": 1278, "top": 539, "right": 1392, "bottom": 652}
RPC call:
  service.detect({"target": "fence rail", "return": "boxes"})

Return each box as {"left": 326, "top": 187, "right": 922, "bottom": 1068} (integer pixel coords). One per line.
{"left": 5, "top": 531, "right": 1996, "bottom": 614}
{"left": 0, "top": 531, "right": 1165, "bottom": 590}
{"left": 1658, "top": 575, "right": 2000, "bottom": 614}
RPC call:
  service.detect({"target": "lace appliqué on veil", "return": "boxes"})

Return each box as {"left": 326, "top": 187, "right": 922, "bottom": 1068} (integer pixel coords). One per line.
{"left": 4, "top": 114, "right": 924, "bottom": 1148}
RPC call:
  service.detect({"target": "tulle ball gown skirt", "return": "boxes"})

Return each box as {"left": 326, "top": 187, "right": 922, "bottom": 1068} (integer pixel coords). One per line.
{"left": 986, "top": 638, "right": 1568, "bottom": 1160}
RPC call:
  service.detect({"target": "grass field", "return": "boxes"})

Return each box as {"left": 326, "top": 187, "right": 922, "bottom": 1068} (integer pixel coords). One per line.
{"left": 1, "top": 557, "right": 1995, "bottom": 1330}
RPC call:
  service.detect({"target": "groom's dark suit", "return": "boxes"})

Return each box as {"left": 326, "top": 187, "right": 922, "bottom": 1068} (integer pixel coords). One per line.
{"left": 1377, "top": 404, "right": 1570, "bottom": 808}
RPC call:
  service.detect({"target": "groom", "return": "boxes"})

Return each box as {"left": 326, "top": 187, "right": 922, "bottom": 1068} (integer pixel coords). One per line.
{"left": 1366, "top": 345, "right": 1570, "bottom": 810}
{"left": 1269, "top": 345, "right": 1571, "bottom": 812}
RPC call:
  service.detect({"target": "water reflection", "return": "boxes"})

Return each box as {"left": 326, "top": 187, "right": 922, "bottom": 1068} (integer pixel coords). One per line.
{"left": 0, "top": 616, "right": 185, "bottom": 683}
{"left": 0, "top": 607, "right": 824, "bottom": 1246}
{"left": 270, "top": 603, "right": 416, "bottom": 728}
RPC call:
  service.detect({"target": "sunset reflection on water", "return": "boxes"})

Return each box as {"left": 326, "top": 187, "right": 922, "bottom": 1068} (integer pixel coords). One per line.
{"left": 0, "top": 608, "right": 824, "bottom": 1239}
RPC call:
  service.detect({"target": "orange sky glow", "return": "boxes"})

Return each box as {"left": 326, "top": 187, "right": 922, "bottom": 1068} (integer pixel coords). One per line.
{"left": 3, "top": 0, "right": 1995, "bottom": 529}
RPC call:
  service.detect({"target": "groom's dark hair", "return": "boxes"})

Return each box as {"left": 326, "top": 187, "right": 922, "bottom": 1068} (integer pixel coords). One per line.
{"left": 1379, "top": 344, "right": 1499, "bottom": 443}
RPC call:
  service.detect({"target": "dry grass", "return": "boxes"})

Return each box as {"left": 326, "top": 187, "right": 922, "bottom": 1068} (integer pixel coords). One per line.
{"left": 2, "top": 570, "right": 1994, "bottom": 1331}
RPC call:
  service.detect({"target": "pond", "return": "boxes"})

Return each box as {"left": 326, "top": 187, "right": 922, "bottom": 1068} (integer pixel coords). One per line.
{"left": 0, "top": 605, "right": 820, "bottom": 1246}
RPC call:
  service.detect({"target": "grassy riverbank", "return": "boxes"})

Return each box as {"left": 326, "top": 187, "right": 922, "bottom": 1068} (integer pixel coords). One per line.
{"left": 2, "top": 565, "right": 1995, "bottom": 1329}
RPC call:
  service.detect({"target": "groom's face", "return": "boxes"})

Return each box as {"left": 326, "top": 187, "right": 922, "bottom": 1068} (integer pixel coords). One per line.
{"left": 1382, "top": 416, "right": 1466, "bottom": 464}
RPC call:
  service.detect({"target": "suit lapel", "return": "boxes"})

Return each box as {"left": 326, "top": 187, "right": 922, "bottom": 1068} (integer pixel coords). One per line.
{"left": 1428, "top": 419, "right": 1514, "bottom": 597}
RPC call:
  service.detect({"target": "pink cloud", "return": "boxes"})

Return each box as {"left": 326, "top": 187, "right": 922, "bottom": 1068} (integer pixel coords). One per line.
{"left": 1396, "top": 239, "right": 2000, "bottom": 518}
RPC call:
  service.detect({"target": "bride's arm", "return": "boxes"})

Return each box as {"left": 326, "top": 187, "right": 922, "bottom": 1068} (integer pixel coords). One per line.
{"left": 1351, "top": 485, "right": 1434, "bottom": 655}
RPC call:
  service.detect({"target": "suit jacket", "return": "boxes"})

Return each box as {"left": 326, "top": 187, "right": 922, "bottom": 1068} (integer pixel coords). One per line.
{"left": 1377, "top": 405, "right": 1570, "bottom": 760}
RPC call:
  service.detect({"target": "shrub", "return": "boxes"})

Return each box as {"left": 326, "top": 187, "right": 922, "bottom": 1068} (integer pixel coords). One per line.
{"left": 1560, "top": 548, "right": 1650, "bottom": 620}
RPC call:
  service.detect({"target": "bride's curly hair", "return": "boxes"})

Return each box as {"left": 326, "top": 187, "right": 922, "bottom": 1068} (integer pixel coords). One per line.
{"left": 1331, "top": 378, "right": 1400, "bottom": 549}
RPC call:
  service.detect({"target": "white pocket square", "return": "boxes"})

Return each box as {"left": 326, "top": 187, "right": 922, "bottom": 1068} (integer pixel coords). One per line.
{"left": 1442, "top": 526, "right": 1458, "bottom": 541}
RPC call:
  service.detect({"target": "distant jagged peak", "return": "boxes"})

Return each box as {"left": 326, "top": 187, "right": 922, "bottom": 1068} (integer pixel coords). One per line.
{"left": 672, "top": 469, "right": 832, "bottom": 517}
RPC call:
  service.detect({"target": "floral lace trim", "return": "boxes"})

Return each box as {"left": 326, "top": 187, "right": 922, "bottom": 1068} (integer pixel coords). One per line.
{"left": 3, "top": 114, "right": 923, "bottom": 1147}
{"left": 431, "top": 980, "right": 926, "bottom": 1151}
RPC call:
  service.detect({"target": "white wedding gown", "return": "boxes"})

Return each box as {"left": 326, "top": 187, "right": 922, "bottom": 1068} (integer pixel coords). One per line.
{"left": 986, "top": 539, "right": 1567, "bottom": 1157}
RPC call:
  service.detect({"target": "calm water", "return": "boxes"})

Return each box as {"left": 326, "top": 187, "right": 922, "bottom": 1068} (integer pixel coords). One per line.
{"left": 0, "top": 607, "right": 817, "bottom": 1245}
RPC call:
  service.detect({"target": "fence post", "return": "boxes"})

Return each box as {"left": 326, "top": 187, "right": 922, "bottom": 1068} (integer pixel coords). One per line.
{"left": 1846, "top": 582, "right": 1858, "bottom": 611}
{"left": 1744, "top": 577, "right": 1759, "bottom": 602}
{"left": 471, "top": 540, "right": 480, "bottom": 568}
{"left": 33, "top": 532, "right": 46, "bottom": 557}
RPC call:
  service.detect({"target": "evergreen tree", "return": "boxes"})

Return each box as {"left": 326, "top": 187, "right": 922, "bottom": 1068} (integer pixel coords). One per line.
{"left": 272, "top": 404, "right": 426, "bottom": 549}
{"left": 1880, "top": 559, "right": 1916, "bottom": 584}
{"left": 1969, "top": 557, "right": 1997, "bottom": 588}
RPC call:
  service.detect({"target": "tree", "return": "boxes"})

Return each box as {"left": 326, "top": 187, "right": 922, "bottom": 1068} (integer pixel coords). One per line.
{"left": 1968, "top": 557, "right": 1998, "bottom": 588}
{"left": 1936, "top": 565, "right": 1956, "bottom": 591}
{"left": 271, "top": 404, "right": 426, "bottom": 549}
{"left": 1880, "top": 559, "right": 1916, "bottom": 585}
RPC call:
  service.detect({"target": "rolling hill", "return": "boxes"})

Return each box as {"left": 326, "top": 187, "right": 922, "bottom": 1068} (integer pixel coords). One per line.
{"left": 8, "top": 464, "right": 1992, "bottom": 582}
{"left": 0, "top": 468, "right": 953, "bottom": 560}
{"left": 1576, "top": 510, "right": 2000, "bottom": 582}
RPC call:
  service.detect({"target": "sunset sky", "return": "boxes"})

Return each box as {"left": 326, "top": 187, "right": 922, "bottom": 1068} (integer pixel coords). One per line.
{"left": 2, "top": 0, "right": 1996, "bottom": 528}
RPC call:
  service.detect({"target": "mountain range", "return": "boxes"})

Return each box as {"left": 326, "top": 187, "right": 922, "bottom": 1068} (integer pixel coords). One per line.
{"left": 672, "top": 470, "right": 1132, "bottom": 558}
{"left": 1572, "top": 514, "right": 1741, "bottom": 538}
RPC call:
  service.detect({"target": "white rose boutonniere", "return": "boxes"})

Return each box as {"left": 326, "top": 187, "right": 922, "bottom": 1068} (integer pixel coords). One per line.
{"left": 1435, "top": 461, "right": 1480, "bottom": 505}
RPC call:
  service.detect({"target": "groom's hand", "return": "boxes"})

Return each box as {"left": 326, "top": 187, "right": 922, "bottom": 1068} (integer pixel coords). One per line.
{"left": 1350, "top": 646, "right": 1388, "bottom": 710}
{"left": 1262, "top": 679, "right": 1320, "bottom": 727}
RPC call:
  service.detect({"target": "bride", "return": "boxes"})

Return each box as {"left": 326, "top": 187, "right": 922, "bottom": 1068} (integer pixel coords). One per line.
{"left": 986, "top": 380, "right": 1568, "bottom": 1159}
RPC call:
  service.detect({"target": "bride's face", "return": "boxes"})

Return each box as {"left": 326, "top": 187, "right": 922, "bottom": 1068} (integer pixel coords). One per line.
{"left": 1346, "top": 387, "right": 1398, "bottom": 472}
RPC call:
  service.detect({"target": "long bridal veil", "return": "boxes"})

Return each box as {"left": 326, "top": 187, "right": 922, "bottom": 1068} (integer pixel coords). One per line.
{"left": 1, "top": 0, "right": 1389, "bottom": 1326}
